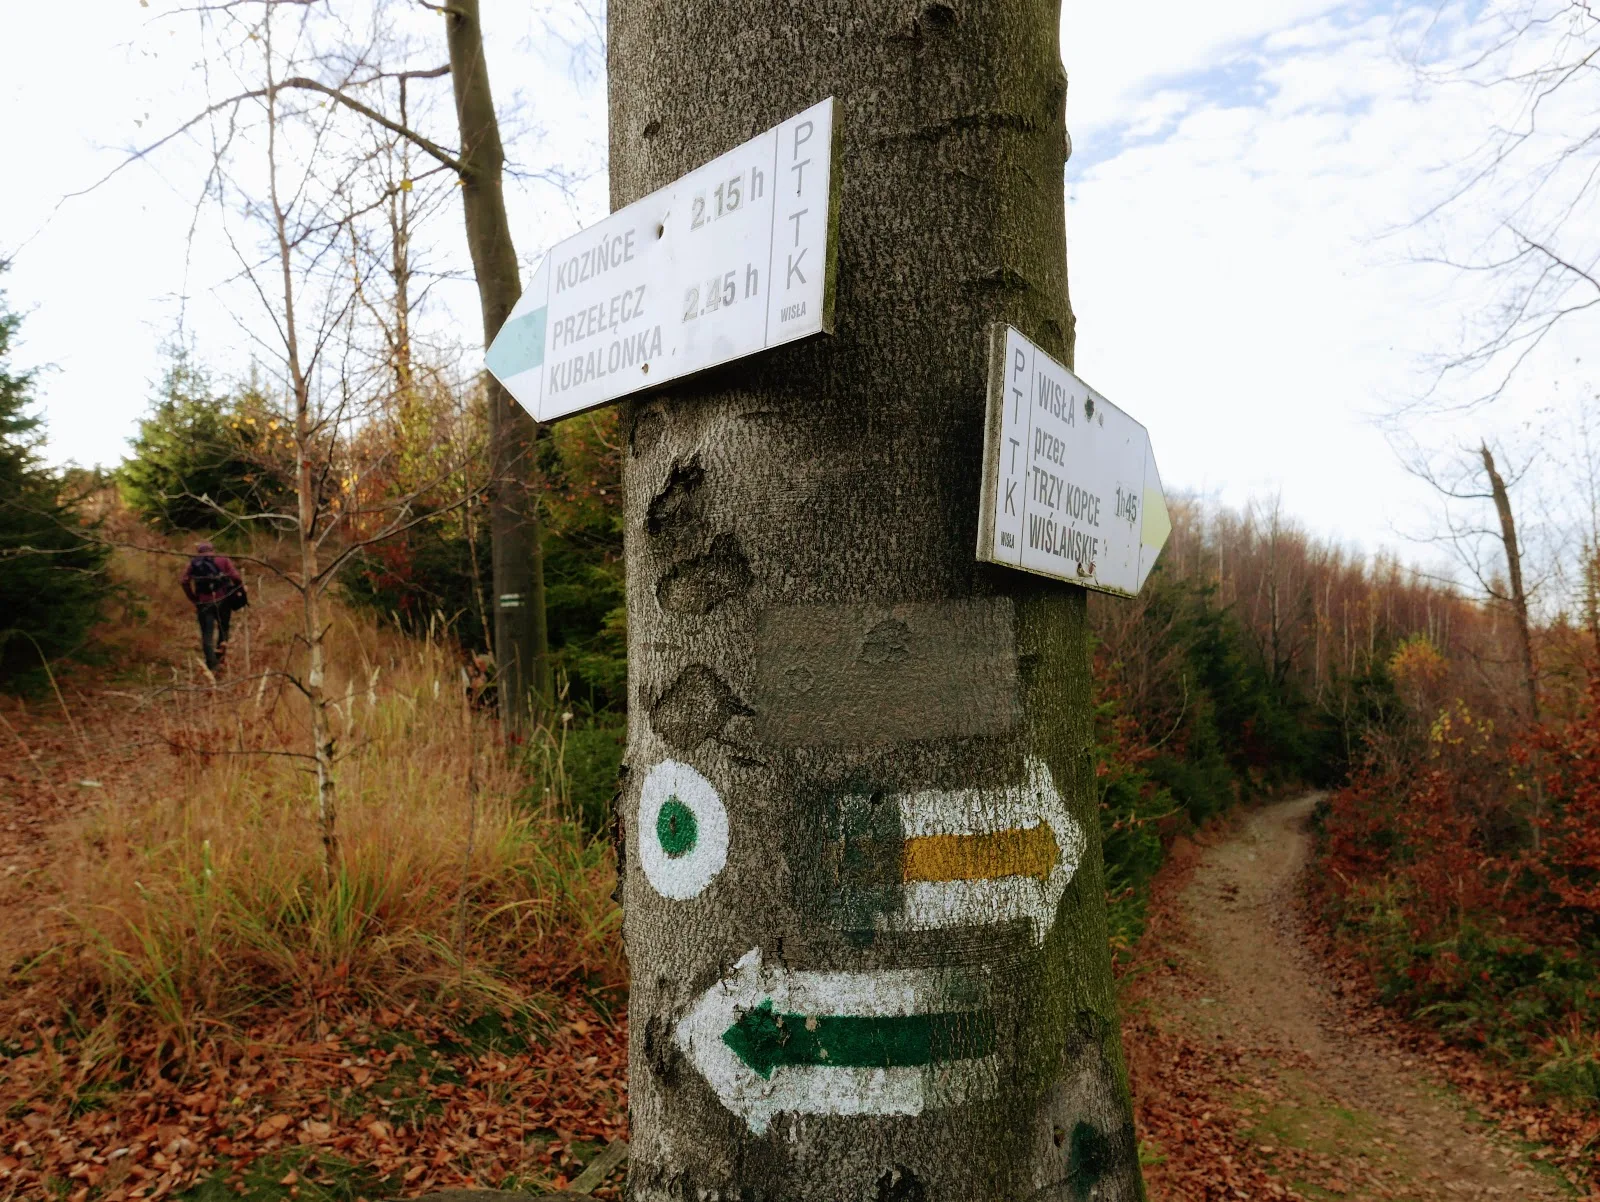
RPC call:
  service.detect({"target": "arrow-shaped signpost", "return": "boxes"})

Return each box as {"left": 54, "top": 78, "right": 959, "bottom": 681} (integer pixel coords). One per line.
{"left": 977, "top": 324, "right": 1171, "bottom": 598}
{"left": 676, "top": 949, "right": 999, "bottom": 1135}
{"left": 484, "top": 99, "right": 837, "bottom": 425}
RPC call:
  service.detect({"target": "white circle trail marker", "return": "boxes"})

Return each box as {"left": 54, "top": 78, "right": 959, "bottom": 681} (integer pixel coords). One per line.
{"left": 639, "top": 759, "right": 730, "bottom": 900}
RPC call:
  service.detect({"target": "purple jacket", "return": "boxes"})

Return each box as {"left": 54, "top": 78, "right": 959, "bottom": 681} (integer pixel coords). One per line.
{"left": 181, "top": 554, "right": 242, "bottom": 604}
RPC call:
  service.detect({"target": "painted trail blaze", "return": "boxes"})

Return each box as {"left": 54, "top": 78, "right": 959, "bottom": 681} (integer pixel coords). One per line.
{"left": 833, "top": 757, "right": 1087, "bottom": 945}
{"left": 638, "top": 760, "right": 729, "bottom": 900}
{"left": 676, "top": 950, "right": 1001, "bottom": 1133}
{"left": 723, "top": 1000, "right": 997, "bottom": 1080}
{"left": 657, "top": 796, "right": 698, "bottom": 858}
{"left": 902, "top": 823, "right": 1059, "bottom": 884}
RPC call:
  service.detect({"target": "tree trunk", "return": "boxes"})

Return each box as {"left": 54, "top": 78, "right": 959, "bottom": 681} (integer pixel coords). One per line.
{"left": 1585, "top": 543, "right": 1600, "bottom": 656}
{"left": 265, "top": 55, "right": 340, "bottom": 883}
{"left": 1480, "top": 444, "right": 1538, "bottom": 722}
{"left": 303, "top": 536, "right": 339, "bottom": 880}
{"left": 445, "top": 0, "right": 551, "bottom": 730}
{"left": 293, "top": 357, "right": 337, "bottom": 879}
{"left": 611, "top": 6, "right": 1144, "bottom": 1200}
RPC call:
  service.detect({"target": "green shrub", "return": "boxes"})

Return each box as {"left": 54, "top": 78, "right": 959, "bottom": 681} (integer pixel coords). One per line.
{"left": 0, "top": 266, "right": 110, "bottom": 687}
{"left": 561, "top": 721, "right": 627, "bottom": 835}
{"left": 340, "top": 410, "right": 628, "bottom": 716}
{"left": 119, "top": 350, "right": 294, "bottom": 531}
{"left": 1534, "top": 1038, "right": 1600, "bottom": 1106}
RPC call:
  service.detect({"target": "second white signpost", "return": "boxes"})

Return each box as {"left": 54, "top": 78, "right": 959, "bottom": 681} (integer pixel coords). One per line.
{"left": 978, "top": 325, "right": 1171, "bottom": 597}
{"left": 486, "top": 98, "right": 838, "bottom": 423}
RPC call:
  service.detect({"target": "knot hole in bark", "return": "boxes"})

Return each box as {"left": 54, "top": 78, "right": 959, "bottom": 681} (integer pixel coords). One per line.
{"left": 656, "top": 532, "right": 753, "bottom": 616}
{"left": 650, "top": 664, "right": 752, "bottom": 751}
{"left": 641, "top": 1011, "right": 684, "bottom": 1088}
{"left": 645, "top": 454, "right": 708, "bottom": 552}
{"left": 875, "top": 1164, "right": 927, "bottom": 1202}
{"left": 920, "top": 3, "right": 958, "bottom": 31}
{"left": 630, "top": 405, "right": 666, "bottom": 458}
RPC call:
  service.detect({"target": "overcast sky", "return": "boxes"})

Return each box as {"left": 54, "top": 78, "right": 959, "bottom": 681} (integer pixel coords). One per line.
{"left": 1, "top": 0, "right": 1586, "bottom": 566}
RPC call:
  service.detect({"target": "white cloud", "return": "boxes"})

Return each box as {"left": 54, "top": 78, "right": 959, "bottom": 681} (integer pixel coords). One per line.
{"left": 1063, "top": 2, "right": 1581, "bottom": 561}
{"left": 1061, "top": 0, "right": 1348, "bottom": 137}
{"left": 2, "top": 0, "right": 1584, "bottom": 571}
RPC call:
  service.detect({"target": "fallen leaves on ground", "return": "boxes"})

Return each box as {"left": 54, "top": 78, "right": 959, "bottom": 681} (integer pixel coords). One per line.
{"left": 1313, "top": 922, "right": 1600, "bottom": 1195}
{"left": 0, "top": 995, "right": 628, "bottom": 1200}
{"left": 1122, "top": 833, "right": 1306, "bottom": 1201}
{"left": 1122, "top": 813, "right": 1600, "bottom": 1201}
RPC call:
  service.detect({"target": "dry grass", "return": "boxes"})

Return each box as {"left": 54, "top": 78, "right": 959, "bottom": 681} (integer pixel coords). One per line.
{"left": 1, "top": 539, "right": 623, "bottom": 1075}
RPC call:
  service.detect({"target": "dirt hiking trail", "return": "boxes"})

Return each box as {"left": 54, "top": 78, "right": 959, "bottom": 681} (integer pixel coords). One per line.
{"left": 1127, "top": 794, "right": 1578, "bottom": 1201}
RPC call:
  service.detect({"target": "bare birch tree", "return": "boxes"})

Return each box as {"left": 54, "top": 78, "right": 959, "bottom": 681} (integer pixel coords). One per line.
{"left": 1403, "top": 1, "right": 1600, "bottom": 412}
{"left": 182, "top": 0, "right": 481, "bottom": 878}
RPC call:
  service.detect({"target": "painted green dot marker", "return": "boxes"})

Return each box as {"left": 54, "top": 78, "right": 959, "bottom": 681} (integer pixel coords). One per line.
{"left": 639, "top": 760, "right": 729, "bottom": 899}
{"left": 657, "top": 796, "right": 699, "bottom": 858}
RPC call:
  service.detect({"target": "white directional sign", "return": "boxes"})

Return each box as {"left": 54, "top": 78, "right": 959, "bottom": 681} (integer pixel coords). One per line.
{"left": 676, "top": 948, "right": 998, "bottom": 1135}
{"left": 869, "top": 756, "right": 1084, "bottom": 946}
{"left": 486, "top": 98, "right": 838, "bottom": 422}
{"left": 977, "top": 325, "right": 1171, "bottom": 597}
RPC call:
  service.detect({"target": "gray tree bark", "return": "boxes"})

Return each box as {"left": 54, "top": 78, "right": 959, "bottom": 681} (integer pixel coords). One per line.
{"left": 610, "top": 4, "right": 1144, "bottom": 1200}
{"left": 445, "top": 0, "right": 551, "bottom": 729}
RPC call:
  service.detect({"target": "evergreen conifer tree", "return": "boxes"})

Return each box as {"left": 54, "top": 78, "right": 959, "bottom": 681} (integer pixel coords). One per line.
{"left": 121, "top": 349, "right": 294, "bottom": 531}
{"left": 0, "top": 265, "right": 110, "bottom": 686}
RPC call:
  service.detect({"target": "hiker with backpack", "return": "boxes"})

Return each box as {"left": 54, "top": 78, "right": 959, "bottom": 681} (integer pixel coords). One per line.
{"left": 181, "top": 541, "right": 246, "bottom": 672}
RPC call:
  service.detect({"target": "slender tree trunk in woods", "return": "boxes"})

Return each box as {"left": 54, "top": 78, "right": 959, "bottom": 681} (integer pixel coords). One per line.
{"left": 611, "top": 5, "right": 1144, "bottom": 1199}
{"left": 388, "top": 96, "right": 413, "bottom": 403}
{"left": 1584, "top": 545, "right": 1600, "bottom": 656}
{"left": 1480, "top": 444, "right": 1539, "bottom": 723}
{"left": 1479, "top": 443, "right": 1544, "bottom": 851}
{"left": 264, "top": 68, "right": 338, "bottom": 880}
{"left": 444, "top": 0, "right": 551, "bottom": 730}
{"left": 391, "top": 227, "right": 411, "bottom": 398}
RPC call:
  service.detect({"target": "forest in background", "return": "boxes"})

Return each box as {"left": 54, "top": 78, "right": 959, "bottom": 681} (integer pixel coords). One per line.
{"left": 3, "top": 3, "right": 1599, "bottom": 1193}
{"left": 9, "top": 245, "right": 1600, "bottom": 1199}
{"left": 86, "top": 327, "right": 1492, "bottom": 882}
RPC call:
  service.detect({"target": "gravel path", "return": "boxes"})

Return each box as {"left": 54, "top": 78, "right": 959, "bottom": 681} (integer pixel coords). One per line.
{"left": 1136, "top": 795, "right": 1573, "bottom": 1200}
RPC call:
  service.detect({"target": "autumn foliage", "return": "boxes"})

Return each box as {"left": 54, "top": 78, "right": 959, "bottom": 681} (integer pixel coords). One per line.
{"left": 1318, "top": 641, "right": 1600, "bottom": 1108}
{"left": 0, "top": 546, "right": 627, "bottom": 1199}
{"left": 1088, "top": 496, "right": 1478, "bottom": 947}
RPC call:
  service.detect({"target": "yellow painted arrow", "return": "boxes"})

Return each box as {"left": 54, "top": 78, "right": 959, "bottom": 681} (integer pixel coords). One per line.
{"left": 902, "top": 822, "right": 1060, "bottom": 885}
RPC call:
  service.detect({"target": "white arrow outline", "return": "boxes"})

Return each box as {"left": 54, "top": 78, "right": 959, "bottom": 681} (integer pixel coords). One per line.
{"left": 675, "top": 948, "right": 998, "bottom": 1135}
{"left": 869, "top": 756, "right": 1085, "bottom": 945}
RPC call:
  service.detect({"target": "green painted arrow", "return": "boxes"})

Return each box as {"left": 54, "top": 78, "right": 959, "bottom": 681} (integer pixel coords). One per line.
{"left": 721, "top": 999, "right": 996, "bottom": 1080}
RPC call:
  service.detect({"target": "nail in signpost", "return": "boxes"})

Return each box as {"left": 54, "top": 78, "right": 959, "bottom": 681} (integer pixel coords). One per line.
{"left": 977, "top": 325, "right": 1171, "bottom": 597}
{"left": 485, "top": 98, "right": 838, "bottom": 422}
